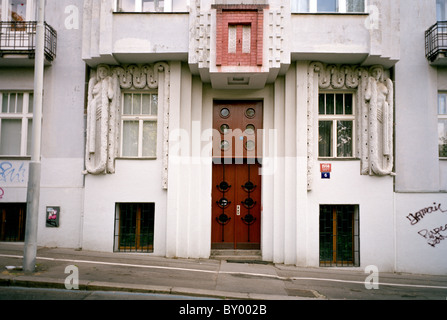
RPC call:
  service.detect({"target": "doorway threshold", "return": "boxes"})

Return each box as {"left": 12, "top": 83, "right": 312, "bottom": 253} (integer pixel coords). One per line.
{"left": 210, "top": 249, "right": 268, "bottom": 264}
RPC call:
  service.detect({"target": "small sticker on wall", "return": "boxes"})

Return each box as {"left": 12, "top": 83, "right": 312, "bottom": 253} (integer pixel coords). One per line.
{"left": 320, "top": 163, "right": 332, "bottom": 173}
{"left": 321, "top": 172, "right": 331, "bottom": 179}
{"left": 46, "top": 207, "right": 60, "bottom": 228}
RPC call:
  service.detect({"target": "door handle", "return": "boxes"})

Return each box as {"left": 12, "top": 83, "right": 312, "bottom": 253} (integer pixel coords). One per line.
{"left": 236, "top": 205, "right": 241, "bottom": 216}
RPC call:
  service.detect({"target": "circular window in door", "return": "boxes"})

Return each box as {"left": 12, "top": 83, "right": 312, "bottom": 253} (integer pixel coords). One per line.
{"left": 245, "top": 108, "right": 256, "bottom": 119}
{"left": 220, "top": 108, "right": 230, "bottom": 118}
{"left": 217, "top": 197, "right": 231, "bottom": 208}
{"left": 245, "top": 124, "right": 255, "bottom": 135}
{"left": 220, "top": 124, "right": 230, "bottom": 134}
{"left": 245, "top": 140, "right": 256, "bottom": 151}
{"left": 220, "top": 140, "right": 230, "bottom": 151}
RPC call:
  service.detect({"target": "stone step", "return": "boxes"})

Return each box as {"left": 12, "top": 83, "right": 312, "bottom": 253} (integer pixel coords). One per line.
{"left": 210, "top": 250, "right": 265, "bottom": 263}
{"left": 211, "top": 249, "right": 261, "bottom": 257}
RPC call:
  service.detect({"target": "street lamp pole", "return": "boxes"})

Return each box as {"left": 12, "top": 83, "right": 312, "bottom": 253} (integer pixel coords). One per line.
{"left": 23, "top": 0, "right": 45, "bottom": 273}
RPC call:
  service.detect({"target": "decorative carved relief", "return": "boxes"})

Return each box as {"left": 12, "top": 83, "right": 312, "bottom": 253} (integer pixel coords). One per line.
{"left": 84, "top": 63, "right": 171, "bottom": 190}
{"left": 307, "top": 62, "right": 395, "bottom": 190}
{"left": 268, "top": 6, "right": 285, "bottom": 69}
{"left": 364, "top": 66, "right": 394, "bottom": 176}
{"left": 84, "top": 65, "right": 120, "bottom": 175}
{"left": 189, "top": 0, "right": 211, "bottom": 69}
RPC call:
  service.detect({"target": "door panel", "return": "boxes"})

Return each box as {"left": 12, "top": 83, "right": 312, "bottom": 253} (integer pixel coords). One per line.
{"left": 213, "top": 101, "right": 263, "bottom": 159}
{"left": 211, "top": 100, "right": 263, "bottom": 250}
{"left": 212, "top": 161, "right": 261, "bottom": 249}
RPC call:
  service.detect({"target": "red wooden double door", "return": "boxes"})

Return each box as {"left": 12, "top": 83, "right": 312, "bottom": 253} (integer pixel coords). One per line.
{"left": 212, "top": 101, "right": 262, "bottom": 250}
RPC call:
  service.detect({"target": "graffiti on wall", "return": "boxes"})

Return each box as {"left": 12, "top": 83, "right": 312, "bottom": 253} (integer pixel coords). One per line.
{"left": 0, "top": 162, "right": 27, "bottom": 184}
{"left": 406, "top": 202, "right": 447, "bottom": 248}
{"left": 0, "top": 187, "right": 4, "bottom": 200}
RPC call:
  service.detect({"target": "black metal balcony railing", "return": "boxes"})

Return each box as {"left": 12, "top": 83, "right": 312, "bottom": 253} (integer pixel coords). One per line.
{"left": 425, "top": 21, "right": 447, "bottom": 62}
{"left": 0, "top": 21, "right": 57, "bottom": 61}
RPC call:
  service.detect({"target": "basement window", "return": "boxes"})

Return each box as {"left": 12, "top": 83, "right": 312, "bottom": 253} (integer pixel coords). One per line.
{"left": 0, "top": 203, "right": 26, "bottom": 242}
{"left": 320, "top": 205, "right": 360, "bottom": 267}
{"left": 114, "top": 203, "right": 155, "bottom": 253}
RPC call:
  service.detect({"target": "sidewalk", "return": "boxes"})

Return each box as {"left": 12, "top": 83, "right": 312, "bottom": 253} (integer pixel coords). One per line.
{"left": 1, "top": 243, "right": 446, "bottom": 300}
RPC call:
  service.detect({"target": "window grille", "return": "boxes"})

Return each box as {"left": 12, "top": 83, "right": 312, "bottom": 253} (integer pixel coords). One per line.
{"left": 114, "top": 203, "right": 155, "bottom": 253}
{"left": 319, "top": 205, "right": 360, "bottom": 267}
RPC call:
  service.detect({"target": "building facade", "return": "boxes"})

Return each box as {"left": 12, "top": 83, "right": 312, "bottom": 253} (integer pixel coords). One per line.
{"left": 0, "top": 0, "right": 446, "bottom": 275}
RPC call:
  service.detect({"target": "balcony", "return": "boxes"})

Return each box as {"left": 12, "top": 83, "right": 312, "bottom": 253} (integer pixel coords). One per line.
{"left": 425, "top": 21, "right": 447, "bottom": 65}
{"left": 0, "top": 21, "right": 57, "bottom": 66}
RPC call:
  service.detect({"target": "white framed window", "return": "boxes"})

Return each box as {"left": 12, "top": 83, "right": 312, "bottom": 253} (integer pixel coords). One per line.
{"left": 318, "top": 92, "right": 355, "bottom": 158}
{"left": 0, "top": 0, "right": 35, "bottom": 21}
{"left": 438, "top": 93, "right": 447, "bottom": 158}
{"left": 121, "top": 92, "right": 158, "bottom": 158}
{"left": 0, "top": 92, "right": 33, "bottom": 157}
{"left": 291, "top": 0, "right": 366, "bottom": 13}
{"left": 115, "top": 0, "right": 168, "bottom": 12}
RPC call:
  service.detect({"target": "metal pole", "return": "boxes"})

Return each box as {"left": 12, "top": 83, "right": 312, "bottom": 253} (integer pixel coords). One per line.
{"left": 23, "top": 0, "right": 45, "bottom": 273}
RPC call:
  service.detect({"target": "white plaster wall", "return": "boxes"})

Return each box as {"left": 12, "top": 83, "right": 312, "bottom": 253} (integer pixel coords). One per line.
{"left": 112, "top": 14, "right": 189, "bottom": 55}
{"left": 308, "top": 161, "right": 395, "bottom": 271}
{"left": 395, "top": 0, "right": 439, "bottom": 193}
{"left": 291, "top": 14, "right": 370, "bottom": 58}
{"left": 82, "top": 160, "right": 167, "bottom": 253}
{"left": 290, "top": 1, "right": 400, "bottom": 68}
{"left": 83, "top": 0, "right": 189, "bottom": 65}
{"left": 395, "top": 193, "right": 447, "bottom": 275}
{"left": 37, "top": 157, "right": 85, "bottom": 248}
{"left": 82, "top": 57, "right": 170, "bottom": 253}
{"left": 1, "top": 0, "right": 87, "bottom": 249}
{"left": 38, "top": 0, "right": 86, "bottom": 248}
{"left": 165, "top": 62, "right": 212, "bottom": 258}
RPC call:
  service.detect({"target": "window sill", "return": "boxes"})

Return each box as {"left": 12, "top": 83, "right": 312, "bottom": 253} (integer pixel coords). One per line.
{"left": 0, "top": 156, "right": 31, "bottom": 160}
{"left": 117, "top": 157, "right": 157, "bottom": 160}
{"left": 113, "top": 11, "right": 189, "bottom": 14}
{"left": 318, "top": 157, "right": 359, "bottom": 161}
{"left": 291, "top": 12, "right": 368, "bottom": 16}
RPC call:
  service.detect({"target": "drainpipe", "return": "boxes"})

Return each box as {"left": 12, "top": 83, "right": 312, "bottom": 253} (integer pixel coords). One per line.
{"left": 23, "top": 0, "right": 45, "bottom": 273}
